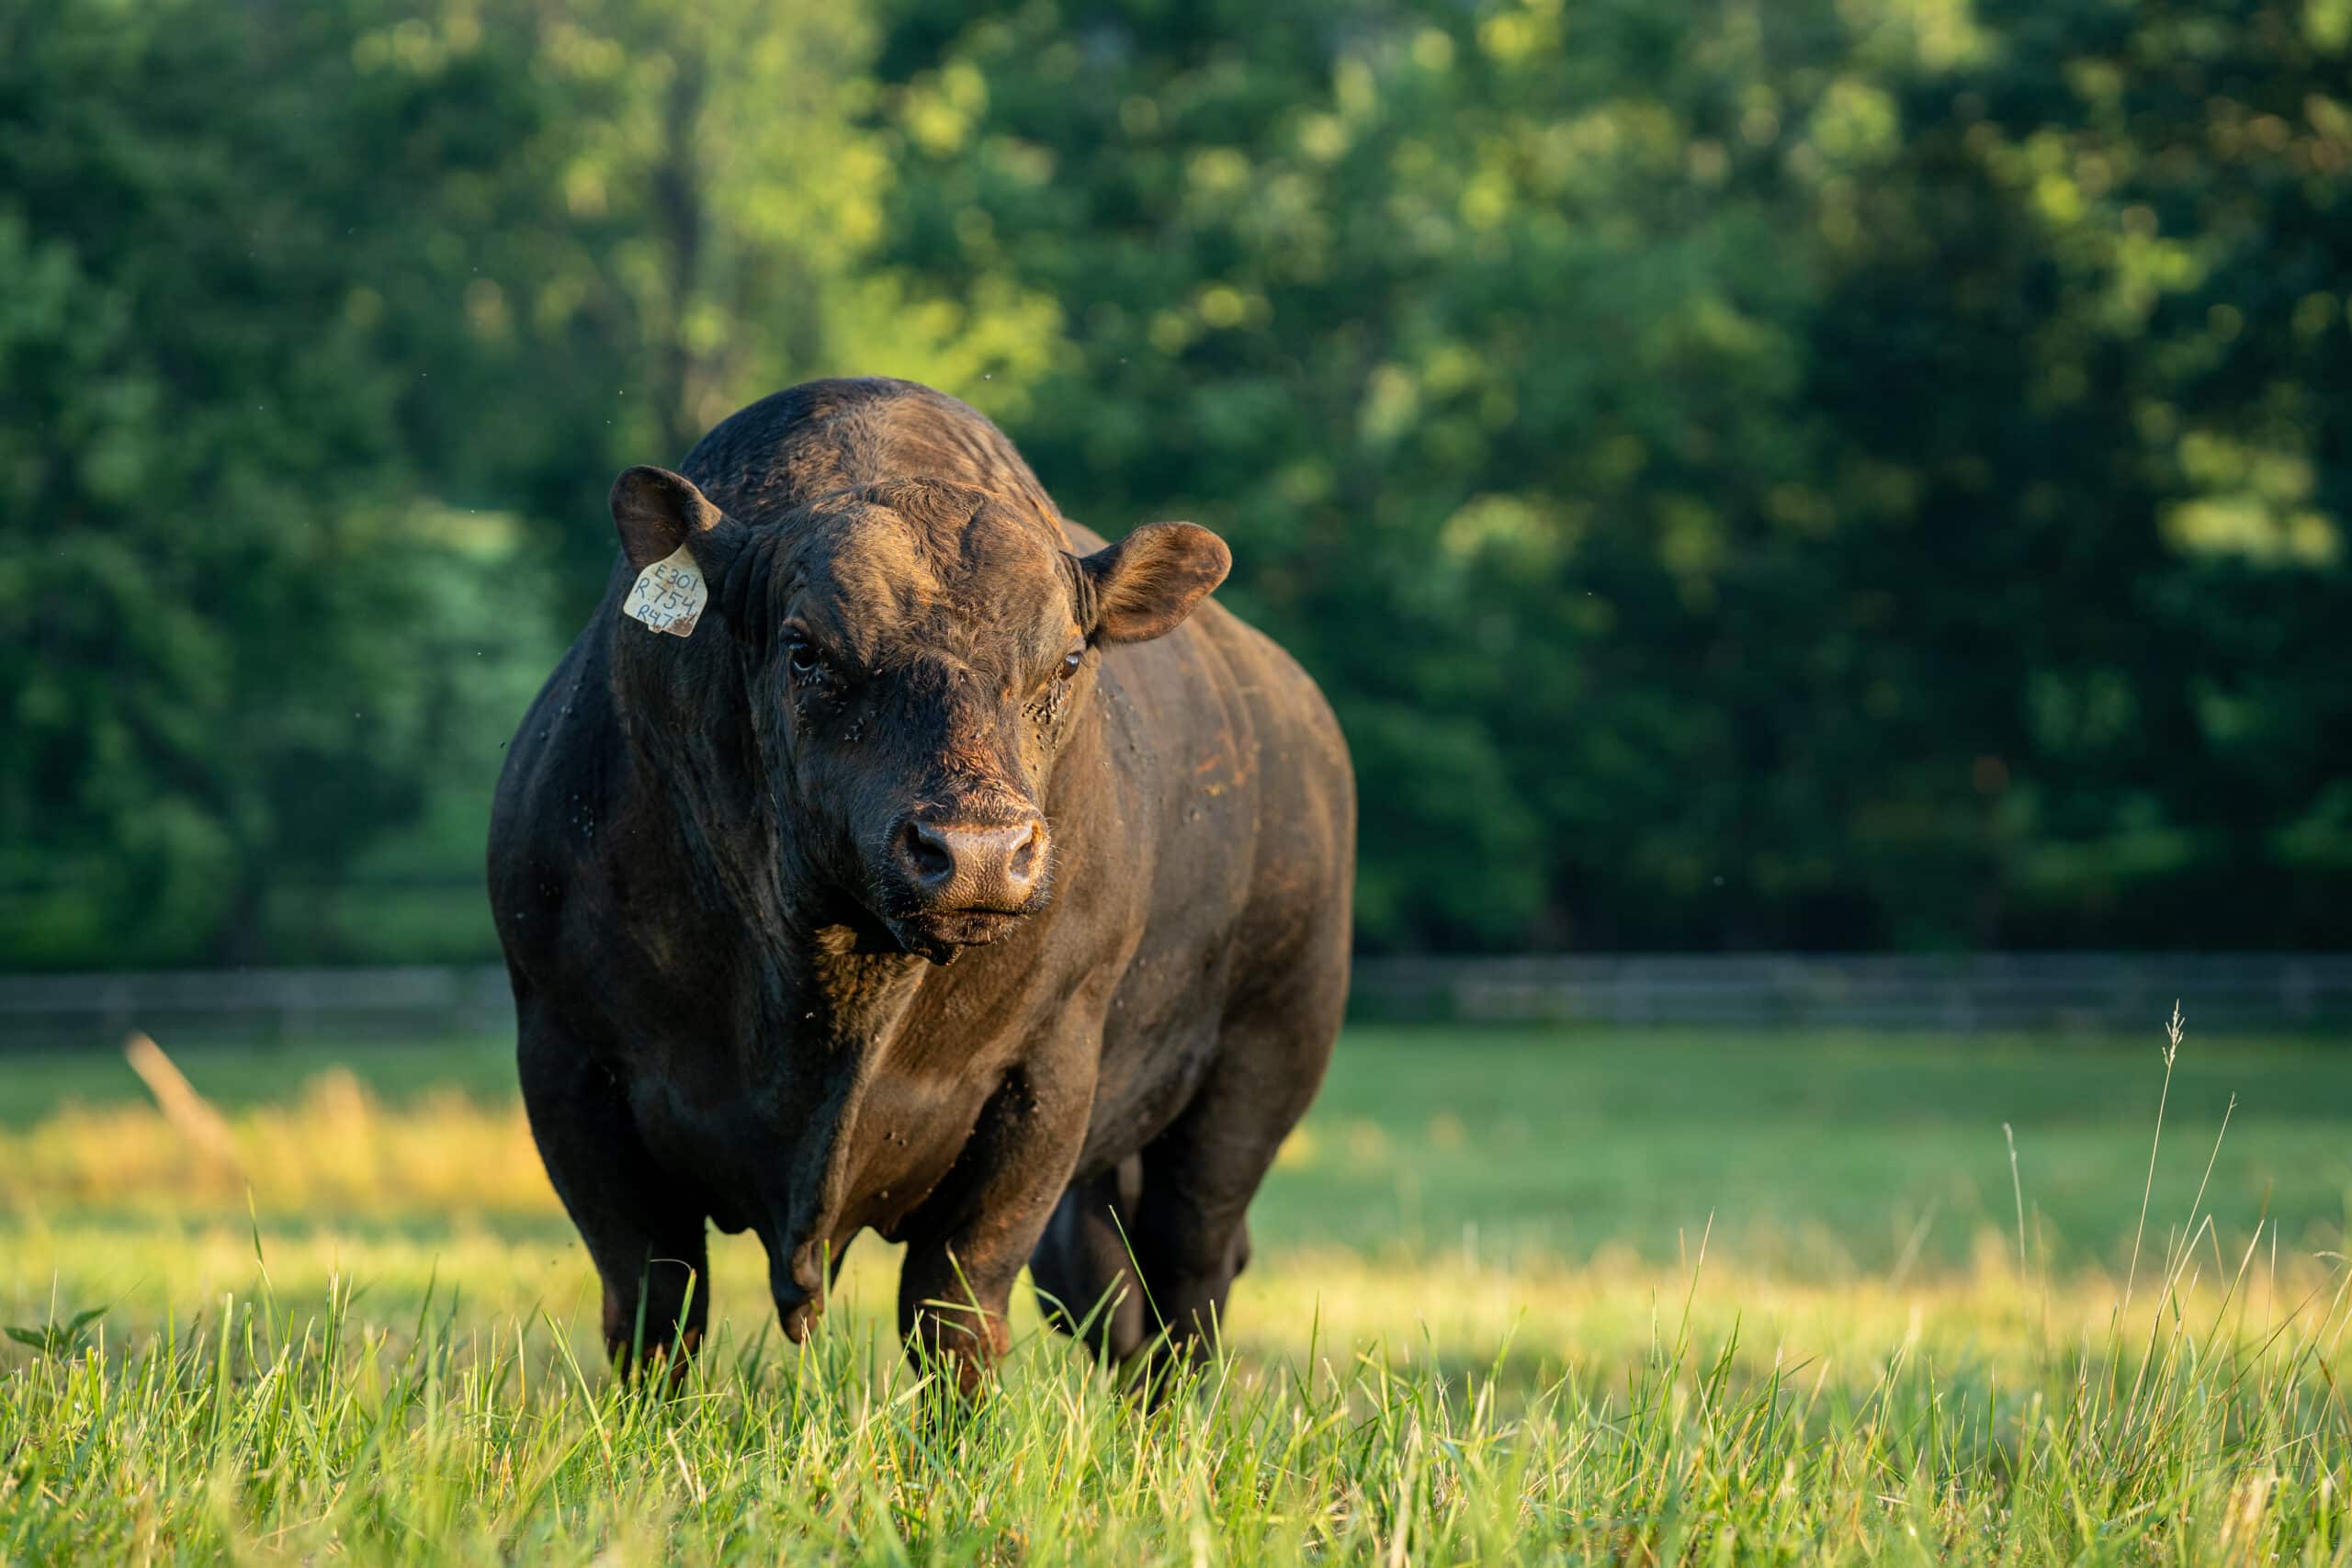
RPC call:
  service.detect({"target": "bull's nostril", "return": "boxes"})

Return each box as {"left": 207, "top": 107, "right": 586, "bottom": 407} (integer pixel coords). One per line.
{"left": 904, "top": 820, "right": 956, "bottom": 885}
{"left": 1007, "top": 822, "right": 1042, "bottom": 883}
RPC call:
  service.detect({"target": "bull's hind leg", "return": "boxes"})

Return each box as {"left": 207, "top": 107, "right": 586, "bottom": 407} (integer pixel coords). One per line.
{"left": 516, "top": 1000, "right": 710, "bottom": 1374}
{"left": 1030, "top": 1156, "right": 1148, "bottom": 1364}
{"left": 1125, "top": 959, "right": 1345, "bottom": 1390}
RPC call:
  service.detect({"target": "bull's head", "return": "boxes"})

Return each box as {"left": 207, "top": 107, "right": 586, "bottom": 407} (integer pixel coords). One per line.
{"left": 609, "top": 467, "right": 1228, "bottom": 963}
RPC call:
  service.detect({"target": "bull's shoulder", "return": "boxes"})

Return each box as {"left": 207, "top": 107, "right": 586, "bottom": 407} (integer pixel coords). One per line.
{"left": 1191, "top": 603, "right": 1355, "bottom": 942}
{"left": 1194, "top": 601, "right": 1350, "bottom": 773}
{"left": 1099, "top": 587, "right": 1351, "bottom": 823}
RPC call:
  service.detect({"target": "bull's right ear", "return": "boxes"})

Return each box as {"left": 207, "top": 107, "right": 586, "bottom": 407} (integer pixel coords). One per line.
{"left": 1080, "top": 522, "right": 1231, "bottom": 644}
{"left": 610, "top": 466, "right": 726, "bottom": 572}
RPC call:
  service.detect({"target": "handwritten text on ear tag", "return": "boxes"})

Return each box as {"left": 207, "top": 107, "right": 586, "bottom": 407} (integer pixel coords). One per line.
{"left": 623, "top": 545, "right": 707, "bottom": 637}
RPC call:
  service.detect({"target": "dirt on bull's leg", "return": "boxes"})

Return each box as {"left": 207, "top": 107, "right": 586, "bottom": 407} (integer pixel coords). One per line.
{"left": 903, "top": 1292, "right": 1013, "bottom": 1400}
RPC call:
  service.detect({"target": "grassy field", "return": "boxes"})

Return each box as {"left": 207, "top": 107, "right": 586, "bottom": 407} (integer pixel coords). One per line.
{"left": 1, "top": 1022, "right": 2347, "bottom": 1562}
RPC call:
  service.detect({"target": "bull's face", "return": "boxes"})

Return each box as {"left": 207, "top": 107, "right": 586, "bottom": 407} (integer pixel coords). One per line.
{"left": 610, "top": 468, "right": 1228, "bottom": 963}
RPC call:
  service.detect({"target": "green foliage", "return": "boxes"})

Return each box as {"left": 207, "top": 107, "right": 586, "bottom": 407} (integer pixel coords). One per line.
{"left": 4, "top": 0, "right": 2348, "bottom": 964}
{"left": 870, "top": 0, "right": 2352, "bottom": 951}
{"left": 3, "top": 1306, "right": 104, "bottom": 1359}
{"left": 0, "top": 0, "right": 563, "bottom": 964}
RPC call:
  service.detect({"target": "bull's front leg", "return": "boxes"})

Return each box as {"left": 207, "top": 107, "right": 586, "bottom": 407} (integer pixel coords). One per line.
{"left": 896, "top": 1056, "right": 1093, "bottom": 1396}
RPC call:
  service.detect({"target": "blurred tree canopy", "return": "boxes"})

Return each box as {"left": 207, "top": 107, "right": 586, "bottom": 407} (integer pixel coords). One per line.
{"left": 2, "top": 0, "right": 2346, "bottom": 967}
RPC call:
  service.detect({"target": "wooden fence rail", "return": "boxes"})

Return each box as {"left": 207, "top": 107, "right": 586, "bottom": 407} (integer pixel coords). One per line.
{"left": 2, "top": 954, "right": 2347, "bottom": 1046}
{"left": 0, "top": 966, "right": 516, "bottom": 1049}
{"left": 1349, "top": 953, "right": 2352, "bottom": 1032}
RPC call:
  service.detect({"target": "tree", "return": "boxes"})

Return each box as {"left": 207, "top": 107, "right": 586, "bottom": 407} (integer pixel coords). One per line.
{"left": 866, "top": 0, "right": 2352, "bottom": 951}
{"left": 0, "top": 0, "right": 559, "bottom": 963}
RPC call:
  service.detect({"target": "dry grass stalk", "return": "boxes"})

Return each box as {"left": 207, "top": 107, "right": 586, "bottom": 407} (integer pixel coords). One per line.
{"left": 122, "top": 1030, "right": 245, "bottom": 1182}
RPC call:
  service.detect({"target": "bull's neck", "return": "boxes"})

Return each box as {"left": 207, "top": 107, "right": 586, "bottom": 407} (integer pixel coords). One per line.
{"left": 705, "top": 897, "right": 933, "bottom": 1325}
{"left": 776, "top": 921, "right": 931, "bottom": 1057}
{"left": 607, "top": 691, "right": 928, "bottom": 1065}
{"left": 704, "top": 834, "right": 933, "bottom": 1069}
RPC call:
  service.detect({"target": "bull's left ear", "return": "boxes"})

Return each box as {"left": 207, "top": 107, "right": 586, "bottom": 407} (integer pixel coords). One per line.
{"left": 1080, "top": 523, "right": 1231, "bottom": 644}
{"left": 611, "top": 465, "right": 727, "bottom": 573}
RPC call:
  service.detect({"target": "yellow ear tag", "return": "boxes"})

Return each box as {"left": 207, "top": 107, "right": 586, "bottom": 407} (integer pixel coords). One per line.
{"left": 622, "top": 545, "right": 707, "bottom": 638}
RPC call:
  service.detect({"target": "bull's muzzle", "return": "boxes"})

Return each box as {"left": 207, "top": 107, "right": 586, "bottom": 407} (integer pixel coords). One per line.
{"left": 896, "top": 813, "right": 1046, "bottom": 911}
{"left": 882, "top": 808, "right": 1052, "bottom": 961}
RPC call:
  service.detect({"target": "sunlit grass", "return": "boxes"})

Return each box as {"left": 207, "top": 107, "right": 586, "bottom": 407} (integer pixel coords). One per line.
{"left": 10, "top": 1025, "right": 2349, "bottom": 1270}
{"left": 5, "top": 1223, "right": 2346, "bottom": 1562}
{"left": 1, "top": 1024, "right": 2347, "bottom": 1562}
{"left": 0, "top": 1069, "right": 551, "bottom": 1217}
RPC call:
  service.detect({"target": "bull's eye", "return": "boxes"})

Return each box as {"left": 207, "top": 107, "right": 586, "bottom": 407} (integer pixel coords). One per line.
{"left": 785, "top": 633, "right": 820, "bottom": 676}
{"left": 1057, "top": 645, "right": 1084, "bottom": 682}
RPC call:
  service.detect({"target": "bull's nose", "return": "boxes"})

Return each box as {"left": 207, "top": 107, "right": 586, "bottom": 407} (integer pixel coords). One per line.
{"left": 899, "top": 814, "right": 1046, "bottom": 909}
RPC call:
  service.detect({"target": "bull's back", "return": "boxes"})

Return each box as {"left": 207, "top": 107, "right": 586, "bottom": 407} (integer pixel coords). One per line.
{"left": 681, "top": 378, "right": 1057, "bottom": 525}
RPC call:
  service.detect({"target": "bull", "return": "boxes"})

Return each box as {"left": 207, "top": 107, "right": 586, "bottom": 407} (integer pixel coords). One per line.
{"left": 488, "top": 378, "right": 1353, "bottom": 1393}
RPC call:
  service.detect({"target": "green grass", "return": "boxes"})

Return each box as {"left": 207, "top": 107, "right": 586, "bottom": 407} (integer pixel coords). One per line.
{"left": 11, "top": 1024, "right": 2346, "bottom": 1269}
{"left": 0, "top": 1035, "right": 516, "bottom": 1128}
{"left": 2, "top": 1024, "right": 2348, "bottom": 1562}
{"left": 1286, "top": 1026, "right": 2352, "bottom": 1270}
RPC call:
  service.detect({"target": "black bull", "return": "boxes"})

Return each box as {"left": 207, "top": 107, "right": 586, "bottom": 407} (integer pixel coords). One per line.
{"left": 489, "top": 378, "right": 1354, "bottom": 1391}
